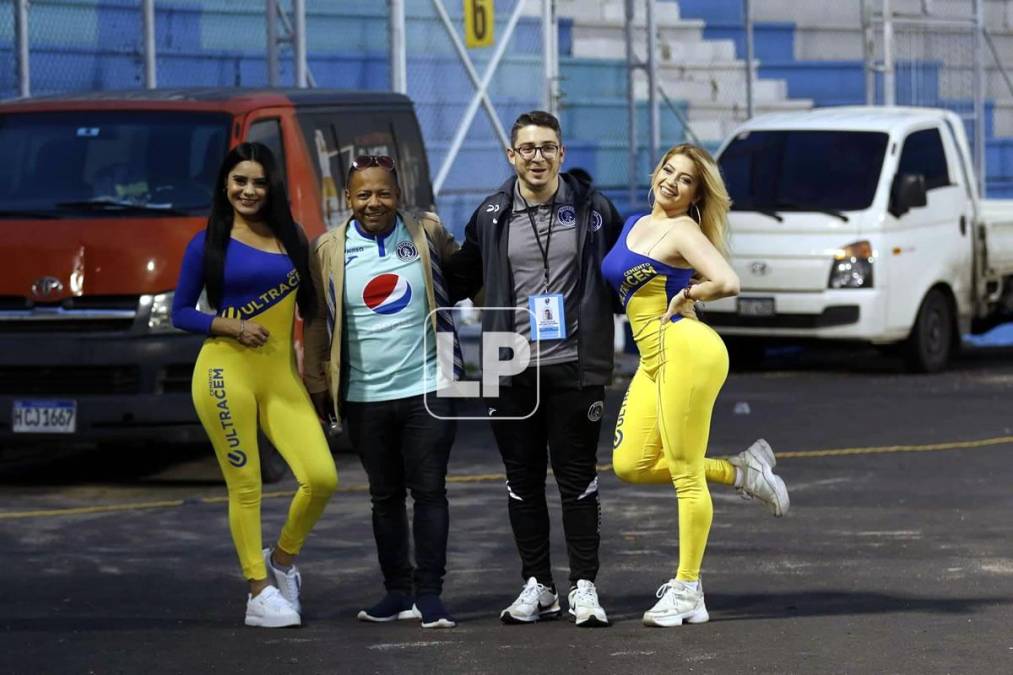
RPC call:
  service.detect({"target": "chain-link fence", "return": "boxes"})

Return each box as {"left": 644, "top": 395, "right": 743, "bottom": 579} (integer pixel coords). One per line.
{"left": 863, "top": 2, "right": 981, "bottom": 144}
{"left": 861, "top": 0, "right": 1012, "bottom": 193}
{"left": 0, "top": 3, "right": 13, "bottom": 97}
{"left": 557, "top": 0, "right": 772, "bottom": 214}
{"left": 401, "top": 0, "right": 546, "bottom": 232}
{"left": 3, "top": 0, "right": 782, "bottom": 221}
{"left": 1, "top": 0, "right": 150, "bottom": 96}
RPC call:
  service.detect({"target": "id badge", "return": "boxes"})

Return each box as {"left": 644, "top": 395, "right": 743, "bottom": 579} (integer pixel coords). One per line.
{"left": 529, "top": 293, "right": 566, "bottom": 341}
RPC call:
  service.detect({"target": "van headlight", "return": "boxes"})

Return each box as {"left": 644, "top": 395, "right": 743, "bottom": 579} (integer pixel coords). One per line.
{"left": 828, "top": 240, "right": 874, "bottom": 289}
{"left": 145, "top": 292, "right": 177, "bottom": 332}
{"left": 141, "top": 290, "right": 211, "bottom": 332}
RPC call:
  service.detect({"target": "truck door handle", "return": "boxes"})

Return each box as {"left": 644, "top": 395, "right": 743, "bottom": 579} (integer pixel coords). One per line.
{"left": 960, "top": 215, "right": 967, "bottom": 236}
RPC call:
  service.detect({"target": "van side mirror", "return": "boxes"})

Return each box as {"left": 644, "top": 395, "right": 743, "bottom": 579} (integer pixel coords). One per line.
{"left": 889, "top": 173, "right": 927, "bottom": 218}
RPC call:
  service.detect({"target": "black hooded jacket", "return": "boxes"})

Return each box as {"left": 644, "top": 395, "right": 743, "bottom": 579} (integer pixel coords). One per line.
{"left": 445, "top": 173, "right": 625, "bottom": 386}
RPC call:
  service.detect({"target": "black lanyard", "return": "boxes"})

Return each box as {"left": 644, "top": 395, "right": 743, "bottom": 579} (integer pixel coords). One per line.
{"left": 519, "top": 193, "right": 556, "bottom": 292}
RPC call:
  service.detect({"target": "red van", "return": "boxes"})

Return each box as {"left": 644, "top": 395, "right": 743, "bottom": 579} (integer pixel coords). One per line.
{"left": 0, "top": 88, "right": 434, "bottom": 479}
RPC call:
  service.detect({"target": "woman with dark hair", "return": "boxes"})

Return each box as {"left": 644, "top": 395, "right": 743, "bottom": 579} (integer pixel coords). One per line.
{"left": 172, "top": 142, "right": 337, "bottom": 628}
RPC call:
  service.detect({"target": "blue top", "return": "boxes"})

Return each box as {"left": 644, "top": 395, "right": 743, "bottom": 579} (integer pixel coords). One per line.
{"left": 601, "top": 215, "right": 694, "bottom": 312}
{"left": 601, "top": 215, "right": 696, "bottom": 373}
{"left": 171, "top": 230, "right": 300, "bottom": 334}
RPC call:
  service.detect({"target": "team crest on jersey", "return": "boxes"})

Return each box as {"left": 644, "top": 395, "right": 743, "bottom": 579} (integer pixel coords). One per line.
{"left": 590, "top": 210, "right": 603, "bottom": 232}
{"left": 557, "top": 205, "right": 576, "bottom": 225}
{"left": 363, "top": 273, "right": 413, "bottom": 315}
{"left": 396, "top": 240, "right": 419, "bottom": 262}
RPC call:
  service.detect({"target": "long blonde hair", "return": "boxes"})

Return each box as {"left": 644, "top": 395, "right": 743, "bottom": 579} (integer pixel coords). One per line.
{"left": 650, "top": 143, "right": 731, "bottom": 258}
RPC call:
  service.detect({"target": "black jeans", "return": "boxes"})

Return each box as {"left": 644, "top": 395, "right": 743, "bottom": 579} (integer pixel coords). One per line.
{"left": 344, "top": 395, "right": 455, "bottom": 597}
{"left": 486, "top": 362, "right": 605, "bottom": 588}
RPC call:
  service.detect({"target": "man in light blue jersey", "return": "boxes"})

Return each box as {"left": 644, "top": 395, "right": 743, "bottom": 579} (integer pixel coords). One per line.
{"left": 303, "top": 155, "right": 464, "bottom": 629}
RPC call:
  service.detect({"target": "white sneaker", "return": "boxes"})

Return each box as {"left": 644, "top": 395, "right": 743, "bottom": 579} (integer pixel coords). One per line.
{"left": 500, "top": 577, "right": 561, "bottom": 624}
{"left": 567, "top": 579, "right": 609, "bottom": 627}
{"left": 245, "top": 585, "right": 301, "bottom": 628}
{"left": 263, "top": 548, "right": 302, "bottom": 614}
{"left": 729, "top": 438, "right": 790, "bottom": 517}
{"left": 642, "top": 579, "right": 709, "bottom": 627}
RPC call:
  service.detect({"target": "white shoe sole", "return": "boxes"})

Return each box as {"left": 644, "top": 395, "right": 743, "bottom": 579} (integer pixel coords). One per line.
{"left": 571, "top": 610, "right": 610, "bottom": 627}
{"left": 643, "top": 606, "right": 709, "bottom": 627}
{"left": 245, "top": 613, "right": 301, "bottom": 628}
{"left": 500, "top": 606, "right": 561, "bottom": 624}
{"left": 421, "top": 617, "right": 457, "bottom": 629}
{"left": 357, "top": 605, "right": 421, "bottom": 622}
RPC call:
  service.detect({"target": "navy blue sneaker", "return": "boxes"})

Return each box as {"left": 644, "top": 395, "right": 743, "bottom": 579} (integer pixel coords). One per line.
{"left": 356, "top": 592, "right": 421, "bottom": 622}
{"left": 416, "top": 594, "right": 456, "bottom": 629}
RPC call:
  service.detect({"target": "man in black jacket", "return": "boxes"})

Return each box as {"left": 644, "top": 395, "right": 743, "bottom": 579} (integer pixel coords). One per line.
{"left": 446, "top": 111, "right": 624, "bottom": 627}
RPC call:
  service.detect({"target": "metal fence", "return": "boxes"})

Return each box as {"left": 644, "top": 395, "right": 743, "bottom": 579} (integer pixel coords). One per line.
{"left": 1, "top": 0, "right": 772, "bottom": 219}
{"left": 862, "top": 0, "right": 1013, "bottom": 195}
{"left": 863, "top": 0, "right": 988, "bottom": 193}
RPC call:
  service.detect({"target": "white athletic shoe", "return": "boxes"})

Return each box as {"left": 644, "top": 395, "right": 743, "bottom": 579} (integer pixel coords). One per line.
{"left": 729, "top": 438, "right": 790, "bottom": 517}
{"left": 567, "top": 579, "right": 609, "bottom": 627}
{"left": 642, "top": 579, "right": 709, "bottom": 627}
{"left": 245, "top": 585, "right": 301, "bottom": 628}
{"left": 500, "top": 577, "right": 561, "bottom": 624}
{"left": 263, "top": 548, "right": 302, "bottom": 614}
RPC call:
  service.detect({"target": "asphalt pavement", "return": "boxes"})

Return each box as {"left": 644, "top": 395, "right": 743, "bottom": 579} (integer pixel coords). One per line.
{"left": 2, "top": 343, "right": 1012, "bottom": 674}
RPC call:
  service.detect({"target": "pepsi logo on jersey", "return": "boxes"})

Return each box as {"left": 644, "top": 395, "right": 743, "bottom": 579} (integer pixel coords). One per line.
{"left": 363, "top": 273, "right": 413, "bottom": 315}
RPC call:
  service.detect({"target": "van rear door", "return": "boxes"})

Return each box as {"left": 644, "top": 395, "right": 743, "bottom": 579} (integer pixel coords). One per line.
{"left": 294, "top": 107, "right": 434, "bottom": 230}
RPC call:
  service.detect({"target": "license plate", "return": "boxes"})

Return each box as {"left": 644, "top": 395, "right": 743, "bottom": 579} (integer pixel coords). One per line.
{"left": 13, "top": 400, "right": 77, "bottom": 433}
{"left": 737, "top": 297, "right": 775, "bottom": 317}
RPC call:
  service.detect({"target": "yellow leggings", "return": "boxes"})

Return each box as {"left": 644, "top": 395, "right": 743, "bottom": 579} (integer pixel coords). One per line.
{"left": 192, "top": 334, "right": 337, "bottom": 581}
{"left": 612, "top": 318, "right": 734, "bottom": 581}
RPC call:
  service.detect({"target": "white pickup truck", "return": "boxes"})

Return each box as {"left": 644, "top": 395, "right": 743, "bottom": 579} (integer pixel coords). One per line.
{"left": 706, "top": 106, "right": 1013, "bottom": 372}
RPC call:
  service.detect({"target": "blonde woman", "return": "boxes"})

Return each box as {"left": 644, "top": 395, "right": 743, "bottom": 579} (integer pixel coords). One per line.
{"left": 601, "top": 144, "right": 789, "bottom": 627}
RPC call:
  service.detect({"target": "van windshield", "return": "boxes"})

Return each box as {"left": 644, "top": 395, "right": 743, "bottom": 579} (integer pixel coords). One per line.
{"left": 0, "top": 111, "right": 230, "bottom": 217}
{"left": 719, "top": 130, "right": 889, "bottom": 213}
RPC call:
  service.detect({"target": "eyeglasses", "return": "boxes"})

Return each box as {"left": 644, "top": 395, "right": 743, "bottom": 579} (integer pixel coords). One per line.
{"left": 513, "top": 143, "right": 560, "bottom": 160}
{"left": 350, "top": 155, "right": 397, "bottom": 173}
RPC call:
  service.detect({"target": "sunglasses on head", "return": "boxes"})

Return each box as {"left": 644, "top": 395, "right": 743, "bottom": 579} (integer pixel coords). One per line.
{"left": 350, "top": 155, "right": 396, "bottom": 173}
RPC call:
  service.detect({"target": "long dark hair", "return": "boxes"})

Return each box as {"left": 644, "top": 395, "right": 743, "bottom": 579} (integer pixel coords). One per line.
{"left": 202, "top": 142, "right": 317, "bottom": 321}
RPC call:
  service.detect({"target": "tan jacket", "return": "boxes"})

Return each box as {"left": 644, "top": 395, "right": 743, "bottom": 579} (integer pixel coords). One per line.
{"left": 303, "top": 210, "right": 460, "bottom": 426}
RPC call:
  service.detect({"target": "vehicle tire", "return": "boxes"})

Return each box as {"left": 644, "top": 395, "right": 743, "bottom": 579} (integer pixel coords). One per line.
{"left": 725, "top": 337, "right": 767, "bottom": 370}
{"left": 259, "top": 434, "right": 289, "bottom": 484}
{"left": 903, "top": 288, "right": 954, "bottom": 373}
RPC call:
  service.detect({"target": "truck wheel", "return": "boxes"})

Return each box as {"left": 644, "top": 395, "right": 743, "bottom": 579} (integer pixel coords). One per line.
{"left": 904, "top": 288, "right": 954, "bottom": 373}
{"left": 725, "top": 337, "right": 766, "bottom": 370}
{"left": 259, "top": 434, "right": 289, "bottom": 484}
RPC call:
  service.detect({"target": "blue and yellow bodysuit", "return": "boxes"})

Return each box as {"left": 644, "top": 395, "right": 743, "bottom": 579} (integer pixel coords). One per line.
{"left": 601, "top": 215, "right": 737, "bottom": 582}
{"left": 173, "top": 232, "right": 337, "bottom": 581}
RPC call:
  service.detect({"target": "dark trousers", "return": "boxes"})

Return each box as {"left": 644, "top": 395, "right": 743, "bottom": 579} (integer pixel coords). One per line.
{"left": 344, "top": 395, "right": 455, "bottom": 597}
{"left": 486, "top": 362, "right": 605, "bottom": 588}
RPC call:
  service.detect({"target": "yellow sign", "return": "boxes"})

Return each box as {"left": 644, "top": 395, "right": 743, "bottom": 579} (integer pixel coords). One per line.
{"left": 464, "top": 0, "right": 494, "bottom": 48}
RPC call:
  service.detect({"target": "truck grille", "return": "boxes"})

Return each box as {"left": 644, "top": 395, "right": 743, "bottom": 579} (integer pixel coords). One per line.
{"left": 0, "top": 319, "right": 135, "bottom": 333}
{"left": 158, "top": 364, "right": 194, "bottom": 393}
{"left": 0, "top": 366, "right": 141, "bottom": 395}
{"left": 0, "top": 295, "right": 138, "bottom": 333}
